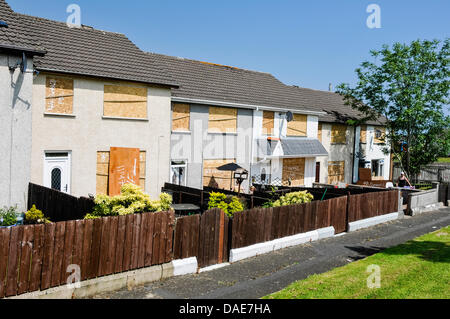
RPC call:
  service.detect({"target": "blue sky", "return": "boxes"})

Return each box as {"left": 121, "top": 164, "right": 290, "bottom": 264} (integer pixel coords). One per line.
{"left": 8, "top": 0, "right": 450, "bottom": 92}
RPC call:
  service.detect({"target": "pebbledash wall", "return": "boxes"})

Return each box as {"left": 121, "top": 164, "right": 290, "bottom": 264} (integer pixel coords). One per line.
{"left": 170, "top": 104, "right": 253, "bottom": 191}
{"left": 30, "top": 73, "right": 172, "bottom": 200}
{"left": 0, "top": 53, "right": 34, "bottom": 211}
{"left": 251, "top": 110, "right": 322, "bottom": 188}
{"left": 317, "top": 123, "right": 355, "bottom": 184}
{"left": 353, "top": 125, "right": 391, "bottom": 182}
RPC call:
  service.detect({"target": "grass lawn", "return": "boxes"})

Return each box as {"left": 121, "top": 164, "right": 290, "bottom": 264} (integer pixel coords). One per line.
{"left": 437, "top": 157, "right": 450, "bottom": 163}
{"left": 264, "top": 226, "right": 450, "bottom": 299}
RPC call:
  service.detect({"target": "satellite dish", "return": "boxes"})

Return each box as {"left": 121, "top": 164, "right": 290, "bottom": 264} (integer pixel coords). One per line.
{"left": 20, "top": 52, "right": 27, "bottom": 73}
{"left": 286, "top": 111, "right": 294, "bottom": 122}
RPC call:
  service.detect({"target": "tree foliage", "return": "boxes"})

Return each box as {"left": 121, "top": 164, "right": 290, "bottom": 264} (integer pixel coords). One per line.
{"left": 337, "top": 39, "right": 450, "bottom": 176}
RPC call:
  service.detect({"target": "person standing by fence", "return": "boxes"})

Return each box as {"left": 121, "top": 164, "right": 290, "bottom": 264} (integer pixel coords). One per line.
{"left": 397, "top": 172, "right": 412, "bottom": 187}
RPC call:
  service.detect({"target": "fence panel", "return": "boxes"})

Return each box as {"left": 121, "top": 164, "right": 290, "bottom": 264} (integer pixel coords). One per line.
{"left": 329, "top": 196, "right": 348, "bottom": 234}
{"left": 0, "top": 228, "right": 11, "bottom": 298}
{"left": 173, "top": 214, "right": 200, "bottom": 260}
{"left": 6, "top": 226, "right": 23, "bottom": 296}
{"left": 348, "top": 190, "right": 398, "bottom": 223}
{"left": 28, "top": 183, "right": 94, "bottom": 222}
{"left": 197, "top": 209, "right": 229, "bottom": 268}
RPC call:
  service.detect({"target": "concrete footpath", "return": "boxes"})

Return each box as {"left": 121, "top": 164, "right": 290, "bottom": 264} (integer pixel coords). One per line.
{"left": 87, "top": 207, "right": 450, "bottom": 299}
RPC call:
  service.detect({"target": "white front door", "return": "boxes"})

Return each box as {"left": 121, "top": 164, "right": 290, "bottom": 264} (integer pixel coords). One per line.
{"left": 43, "top": 152, "right": 71, "bottom": 194}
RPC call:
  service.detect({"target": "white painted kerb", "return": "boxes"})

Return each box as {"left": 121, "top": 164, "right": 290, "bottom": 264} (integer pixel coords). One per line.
{"left": 172, "top": 257, "right": 198, "bottom": 276}
{"left": 229, "top": 226, "right": 335, "bottom": 263}
{"left": 347, "top": 212, "right": 400, "bottom": 232}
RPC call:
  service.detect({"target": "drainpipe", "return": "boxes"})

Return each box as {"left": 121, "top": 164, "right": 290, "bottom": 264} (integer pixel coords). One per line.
{"left": 351, "top": 125, "right": 357, "bottom": 184}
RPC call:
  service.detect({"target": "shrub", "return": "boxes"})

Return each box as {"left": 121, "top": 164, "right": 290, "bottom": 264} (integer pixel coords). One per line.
{"left": 272, "top": 191, "right": 314, "bottom": 207}
{"left": 0, "top": 206, "right": 19, "bottom": 227}
{"left": 24, "top": 205, "right": 51, "bottom": 224}
{"left": 208, "top": 192, "right": 245, "bottom": 217}
{"left": 85, "top": 183, "right": 173, "bottom": 219}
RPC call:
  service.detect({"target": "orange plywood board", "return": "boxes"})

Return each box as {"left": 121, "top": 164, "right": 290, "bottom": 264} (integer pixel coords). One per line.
{"left": 108, "top": 147, "right": 140, "bottom": 196}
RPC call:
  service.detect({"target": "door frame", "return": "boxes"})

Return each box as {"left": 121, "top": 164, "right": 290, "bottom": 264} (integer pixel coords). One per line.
{"left": 43, "top": 151, "right": 72, "bottom": 194}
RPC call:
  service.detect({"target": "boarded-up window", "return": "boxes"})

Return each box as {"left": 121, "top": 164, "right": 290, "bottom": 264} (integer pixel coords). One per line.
{"left": 172, "top": 103, "right": 190, "bottom": 131}
{"left": 287, "top": 114, "right": 307, "bottom": 137}
{"left": 208, "top": 107, "right": 237, "bottom": 133}
{"left": 103, "top": 85, "right": 148, "bottom": 119}
{"left": 262, "top": 111, "right": 275, "bottom": 135}
{"left": 360, "top": 125, "right": 367, "bottom": 143}
{"left": 318, "top": 123, "right": 322, "bottom": 142}
{"left": 373, "top": 127, "right": 386, "bottom": 144}
{"left": 203, "top": 159, "right": 236, "bottom": 190}
{"left": 328, "top": 161, "right": 345, "bottom": 184}
{"left": 45, "top": 77, "right": 74, "bottom": 114}
{"left": 282, "top": 158, "right": 305, "bottom": 186}
{"left": 331, "top": 124, "right": 347, "bottom": 144}
{"left": 96, "top": 150, "right": 146, "bottom": 195}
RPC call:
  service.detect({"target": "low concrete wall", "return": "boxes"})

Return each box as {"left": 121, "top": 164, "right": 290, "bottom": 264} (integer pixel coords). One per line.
{"left": 7, "top": 257, "right": 198, "bottom": 299}
{"left": 407, "top": 186, "right": 442, "bottom": 216}
{"left": 229, "top": 226, "right": 335, "bottom": 263}
{"left": 347, "top": 212, "right": 401, "bottom": 232}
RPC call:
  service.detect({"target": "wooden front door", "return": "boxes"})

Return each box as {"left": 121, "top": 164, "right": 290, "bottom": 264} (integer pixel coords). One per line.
{"left": 315, "top": 162, "right": 320, "bottom": 183}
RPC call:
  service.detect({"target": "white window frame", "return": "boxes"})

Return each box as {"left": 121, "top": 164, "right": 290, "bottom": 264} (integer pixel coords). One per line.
{"left": 170, "top": 160, "right": 188, "bottom": 186}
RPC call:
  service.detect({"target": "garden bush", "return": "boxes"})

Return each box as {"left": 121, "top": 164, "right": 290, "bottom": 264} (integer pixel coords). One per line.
{"left": 84, "top": 183, "right": 173, "bottom": 219}
{"left": 208, "top": 192, "right": 245, "bottom": 217}
{"left": 24, "top": 205, "right": 51, "bottom": 224}
{"left": 263, "top": 190, "right": 314, "bottom": 207}
{"left": 0, "top": 206, "right": 20, "bottom": 227}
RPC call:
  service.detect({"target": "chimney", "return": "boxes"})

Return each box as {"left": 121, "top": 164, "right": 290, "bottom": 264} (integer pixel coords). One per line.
{"left": 329, "top": 83, "right": 333, "bottom": 92}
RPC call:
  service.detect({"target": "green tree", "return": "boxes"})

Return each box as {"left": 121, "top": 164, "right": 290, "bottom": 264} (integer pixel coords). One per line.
{"left": 337, "top": 39, "right": 450, "bottom": 178}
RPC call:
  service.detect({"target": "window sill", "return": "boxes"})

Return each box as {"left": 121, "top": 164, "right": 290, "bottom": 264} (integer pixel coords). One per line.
{"left": 172, "top": 130, "right": 191, "bottom": 134}
{"left": 102, "top": 116, "right": 149, "bottom": 122}
{"left": 44, "top": 112, "right": 76, "bottom": 118}
{"left": 207, "top": 131, "right": 238, "bottom": 136}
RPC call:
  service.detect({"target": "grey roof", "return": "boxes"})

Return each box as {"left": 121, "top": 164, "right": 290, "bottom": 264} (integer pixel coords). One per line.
{"left": 0, "top": 0, "right": 177, "bottom": 87}
{"left": 288, "top": 86, "right": 385, "bottom": 125}
{"left": 149, "top": 52, "right": 383, "bottom": 125}
{"left": 148, "top": 52, "right": 321, "bottom": 114}
{"left": 0, "top": 0, "right": 43, "bottom": 53}
{"left": 256, "top": 138, "right": 328, "bottom": 158}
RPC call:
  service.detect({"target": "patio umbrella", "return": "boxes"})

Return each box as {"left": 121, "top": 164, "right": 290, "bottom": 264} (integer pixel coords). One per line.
{"left": 217, "top": 163, "right": 243, "bottom": 190}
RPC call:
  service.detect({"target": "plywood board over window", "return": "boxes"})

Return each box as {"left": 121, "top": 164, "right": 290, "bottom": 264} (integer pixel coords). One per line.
{"left": 208, "top": 107, "right": 237, "bottom": 133}
{"left": 282, "top": 158, "right": 305, "bottom": 186}
{"left": 172, "top": 103, "right": 190, "bottom": 131}
{"left": 103, "top": 85, "right": 148, "bottom": 119}
{"left": 45, "top": 77, "right": 74, "bottom": 114}
{"left": 331, "top": 124, "right": 347, "bottom": 144}
{"left": 360, "top": 125, "right": 367, "bottom": 143}
{"left": 203, "top": 159, "right": 236, "bottom": 190}
{"left": 328, "top": 161, "right": 345, "bottom": 184}
{"left": 262, "top": 111, "right": 275, "bottom": 136}
{"left": 96, "top": 150, "right": 146, "bottom": 195}
{"left": 318, "top": 123, "right": 323, "bottom": 142}
{"left": 373, "top": 127, "right": 386, "bottom": 144}
{"left": 287, "top": 114, "right": 307, "bottom": 137}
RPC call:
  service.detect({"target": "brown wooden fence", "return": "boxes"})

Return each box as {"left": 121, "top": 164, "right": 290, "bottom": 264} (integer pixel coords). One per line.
{"left": 1, "top": 190, "right": 399, "bottom": 298}
{"left": 173, "top": 209, "right": 229, "bottom": 268}
{"left": 0, "top": 210, "right": 174, "bottom": 298}
{"left": 231, "top": 196, "right": 348, "bottom": 249}
{"left": 28, "top": 183, "right": 94, "bottom": 222}
{"left": 347, "top": 190, "right": 399, "bottom": 223}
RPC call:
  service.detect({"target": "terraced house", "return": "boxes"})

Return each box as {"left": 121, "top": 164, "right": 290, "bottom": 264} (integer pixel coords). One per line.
{"left": 150, "top": 53, "right": 331, "bottom": 190}
{"left": 0, "top": 0, "right": 392, "bottom": 211}
{"left": 0, "top": 0, "right": 178, "bottom": 211}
